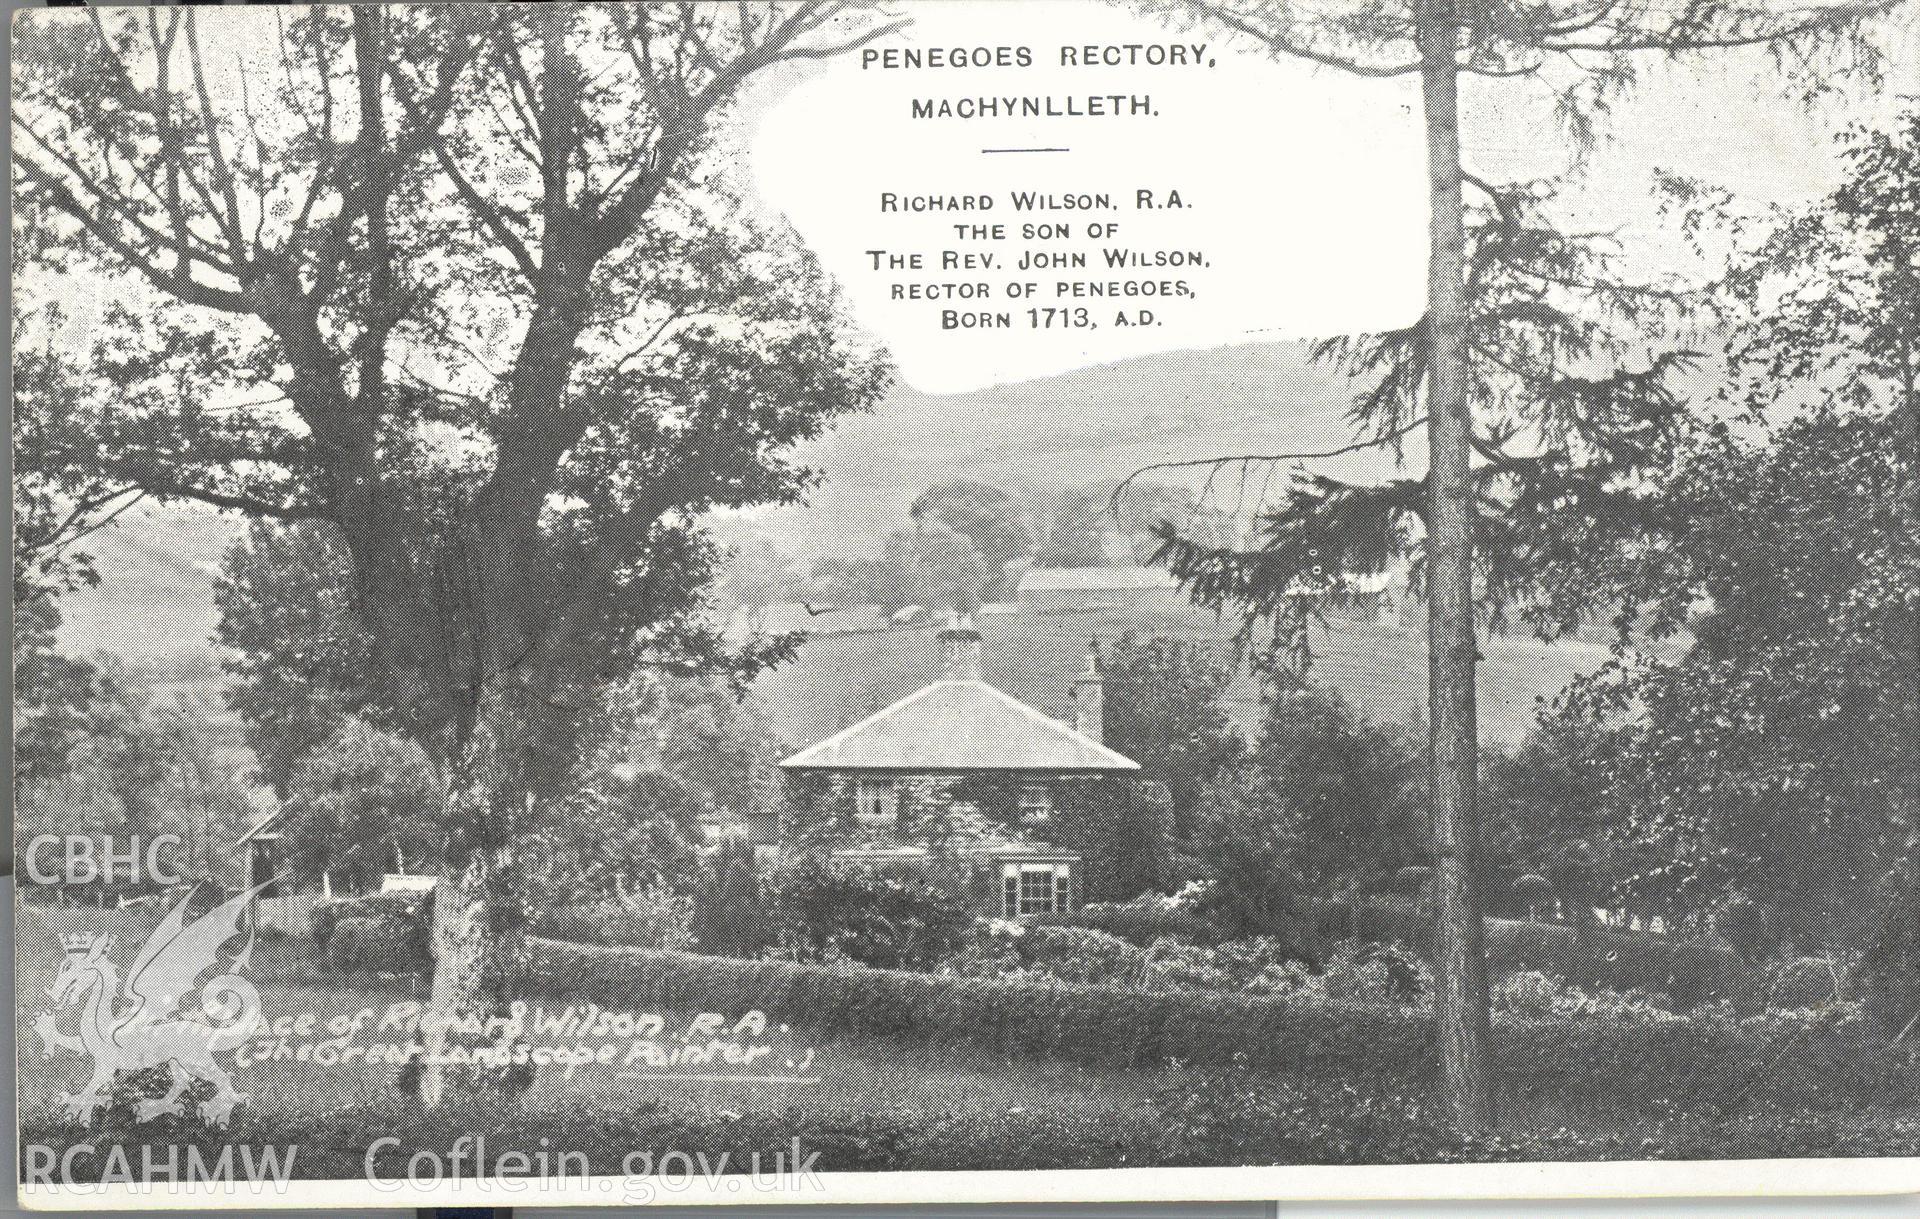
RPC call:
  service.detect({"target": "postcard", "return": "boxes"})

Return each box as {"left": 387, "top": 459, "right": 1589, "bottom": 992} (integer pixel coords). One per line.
{"left": 12, "top": 0, "right": 1920, "bottom": 1207}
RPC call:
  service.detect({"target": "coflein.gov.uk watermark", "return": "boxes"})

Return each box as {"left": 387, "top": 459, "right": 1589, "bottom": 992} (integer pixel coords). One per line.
{"left": 23, "top": 1137, "right": 826, "bottom": 1202}
{"left": 367, "top": 1135, "right": 827, "bottom": 1202}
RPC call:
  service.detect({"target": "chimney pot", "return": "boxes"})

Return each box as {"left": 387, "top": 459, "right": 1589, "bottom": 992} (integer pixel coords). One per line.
{"left": 937, "top": 612, "right": 983, "bottom": 681}
{"left": 1071, "top": 640, "right": 1104, "bottom": 743}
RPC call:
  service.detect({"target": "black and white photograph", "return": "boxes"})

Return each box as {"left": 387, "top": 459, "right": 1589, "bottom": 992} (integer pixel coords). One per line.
{"left": 9, "top": 0, "right": 1920, "bottom": 1207}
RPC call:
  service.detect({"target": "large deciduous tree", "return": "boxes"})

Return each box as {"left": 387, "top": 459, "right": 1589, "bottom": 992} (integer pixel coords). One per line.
{"left": 909, "top": 481, "right": 1034, "bottom": 572}
{"left": 1133, "top": 0, "right": 1896, "bottom": 1129}
{"left": 12, "top": 2, "right": 899, "bottom": 1104}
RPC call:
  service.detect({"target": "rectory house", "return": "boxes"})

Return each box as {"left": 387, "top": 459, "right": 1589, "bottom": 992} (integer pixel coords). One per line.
{"left": 777, "top": 615, "right": 1140, "bottom": 917}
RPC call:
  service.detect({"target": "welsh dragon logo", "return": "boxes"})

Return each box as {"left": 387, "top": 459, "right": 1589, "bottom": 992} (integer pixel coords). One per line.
{"left": 34, "top": 882, "right": 268, "bottom": 1128}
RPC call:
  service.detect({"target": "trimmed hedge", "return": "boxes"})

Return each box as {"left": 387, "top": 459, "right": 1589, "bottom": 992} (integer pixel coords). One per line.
{"left": 519, "top": 937, "right": 1917, "bottom": 1110}
{"left": 1032, "top": 904, "right": 1231, "bottom": 946}
{"left": 1488, "top": 919, "right": 1755, "bottom": 1010}
{"left": 327, "top": 916, "right": 428, "bottom": 975}
{"left": 1310, "top": 897, "right": 1758, "bottom": 1009}
{"left": 313, "top": 890, "right": 433, "bottom": 958}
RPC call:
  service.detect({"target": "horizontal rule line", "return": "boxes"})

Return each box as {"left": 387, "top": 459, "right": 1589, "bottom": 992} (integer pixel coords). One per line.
{"left": 981, "top": 147, "right": 1070, "bottom": 154}
{"left": 614, "top": 1073, "right": 823, "bottom": 1084}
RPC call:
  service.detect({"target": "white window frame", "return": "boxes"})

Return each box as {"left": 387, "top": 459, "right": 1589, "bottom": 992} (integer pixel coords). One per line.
{"left": 1002, "top": 862, "right": 1071, "bottom": 916}
{"left": 855, "top": 779, "right": 898, "bottom": 827}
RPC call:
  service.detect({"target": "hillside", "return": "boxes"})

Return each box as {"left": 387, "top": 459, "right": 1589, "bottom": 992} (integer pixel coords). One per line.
{"left": 725, "top": 337, "right": 1398, "bottom": 559}
{"left": 49, "top": 339, "right": 1608, "bottom": 745}
{"left": 54, "top": 339, "right": 1379, "bottom": 657}
{"left": 54, "top": 504, "right": 236, "bottom": 660}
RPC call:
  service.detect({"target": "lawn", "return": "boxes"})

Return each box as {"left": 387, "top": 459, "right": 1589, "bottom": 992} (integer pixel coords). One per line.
{"left": 17, "top": 901, "right": 1169, "bottom": 1177}
{"left": 20, "top": 901, "right": 1919, "bottom": 1180}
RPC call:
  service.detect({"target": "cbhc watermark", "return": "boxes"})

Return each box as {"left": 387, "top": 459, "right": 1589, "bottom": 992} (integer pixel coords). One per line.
{"left": 24, "top": 834, "right": 185, "bottom": 886}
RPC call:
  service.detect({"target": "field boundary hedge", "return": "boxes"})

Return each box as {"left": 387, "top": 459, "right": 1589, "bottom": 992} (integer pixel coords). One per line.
{"left": 519, "top": 937, "right": 1915, "bottom": 1108}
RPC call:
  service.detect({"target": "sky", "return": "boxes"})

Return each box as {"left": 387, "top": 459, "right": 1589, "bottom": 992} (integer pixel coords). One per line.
{"left": 746, "top": 0, "right": 1919, "bottom": 395}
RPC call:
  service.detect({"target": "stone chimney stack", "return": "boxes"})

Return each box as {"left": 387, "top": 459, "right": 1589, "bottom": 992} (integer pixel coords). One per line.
{"left": 1071, "top": 641, "right": 1104, "bottom": 743}
{"left": 937, "top": 612, "right": 983, "bottom": 681}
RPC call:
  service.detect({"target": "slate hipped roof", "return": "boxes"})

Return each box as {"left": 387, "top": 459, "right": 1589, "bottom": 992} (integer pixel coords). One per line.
{"left": 778, "top": 679, "right": 1139, "bottom": 772}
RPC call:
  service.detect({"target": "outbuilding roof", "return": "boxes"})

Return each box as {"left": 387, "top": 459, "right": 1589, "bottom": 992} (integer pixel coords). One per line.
{"left": 778, "top": 679, "right": 1139, "bottom": 773}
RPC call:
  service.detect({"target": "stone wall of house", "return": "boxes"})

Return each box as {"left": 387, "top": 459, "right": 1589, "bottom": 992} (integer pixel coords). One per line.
{"left": 780, "top": 770, "right": 1117, "bottom": 850}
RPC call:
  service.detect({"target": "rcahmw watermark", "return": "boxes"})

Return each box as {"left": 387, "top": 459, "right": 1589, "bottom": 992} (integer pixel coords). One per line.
{"left": 21, "top": 1142, "right": 297, "bottom": 1196}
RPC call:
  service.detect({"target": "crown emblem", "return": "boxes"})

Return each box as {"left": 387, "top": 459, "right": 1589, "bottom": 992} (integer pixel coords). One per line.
{"left": 60, "top": 932, "right": 98, "bottom": 953}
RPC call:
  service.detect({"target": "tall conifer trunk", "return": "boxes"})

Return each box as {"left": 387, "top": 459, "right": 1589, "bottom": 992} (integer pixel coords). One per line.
{"left": 1418, "top": 0, "right": 1494, "bottom": 1131}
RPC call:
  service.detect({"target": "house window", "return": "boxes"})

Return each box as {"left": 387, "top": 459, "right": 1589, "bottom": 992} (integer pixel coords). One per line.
{"left": 1018, "top": 785, "right": 1053, "bottom": 825}
{"left": 855, "top": 780, "right": 898, "bottom": 829}
{"left": 1003, "top": 863, "right": 1071, "bottom": 916}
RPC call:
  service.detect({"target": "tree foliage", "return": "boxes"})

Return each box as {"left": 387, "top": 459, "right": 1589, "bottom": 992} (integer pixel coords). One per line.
{"left": 571, "top": 668, "right": 783, "bottom": 832}
{"left": 1131, "top": 0, "right": 1897, "bottom": 1132}
{"left": 1038, "top": 481, "right": 1234, "bottom": 568}
{"left": 718, "top": 536, "right": 806, "bottom": 632}
{"left": 1150, "top": 176, "right": 1702, "bottom": 658}
{"left": 1186, "top": 766, "right": 1312, "bottom": 945}
{"left": 1099, "top": 633, "right": 1244, "bottom": 836}
{"left": 280, "top": 718, "right": 445, "bottom": 895}
{"left": 13, "top": 597, "right": 99, "bottom": 789}
{"left": 909, "top": 481, "right": 1033, "bottom": 570}
{"left": 216, "top": 519, "right": 379, "bottom": 797}
{"left": 13, "top": 1, "right": 897, "bottom": 793}
{"left": 1572, "top": 413, "right": 1914, "bottom": 943}
{"left": 15, "top": 662, "right": 257, "bottom": 887}
{"left": 11, "top": 206, "right": 146, "bottom": 608}
{"left": 1543, "top": 110, "right": 1920, "bottom": 953}
{"left": 1254, "top": 675, "right": 1425, "bottom": 894}
{"left": 519, "top": 770, "right": 707, "bottom": 907}
{"left": 811, "top": 521, "right": 993, "bottom": 614}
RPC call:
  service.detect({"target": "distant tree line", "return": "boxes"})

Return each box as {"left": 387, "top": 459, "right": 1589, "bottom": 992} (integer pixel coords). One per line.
{"left": 729, "top": 478, "right": 1240, "bottom": 619}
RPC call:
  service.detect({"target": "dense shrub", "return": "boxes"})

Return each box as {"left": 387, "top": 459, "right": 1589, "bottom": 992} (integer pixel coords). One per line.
{"left": 1306, "top": 896, "right": 1757, "bottom": 1010}
{"left": 691, "top": 837, "right": 769, "bottom": 958}
{"left": 1152, "top": 1064, "right": 1461, "bottom": 1165}
{"left": 765, "top": 855, "right": 971, "bottom": 970}
{"left": 1494, "top": 970, "right": 1675, "bottom": 1024}
{"left": 24, "top": 1089, "right": 1920, "bottom": 1178}
{"left": 1487, "top": 918, "right": 1754, "bottom": 1009}
{"left": 1763, "top": 957, "right": 1845, "bottom": 1010}
{"left": 1147, "top": 937, "right": 1317, "bottom": 996}
{"left": 88, "top": 1067, "right": 225, "bottom": 1137}
{"left": 517, "top": 937, "right": 1920, "bottom": 1110}
{"left": 1313, "top": 941, "right": 1430, "bottom": 1006}
{"left": 943, "top": 920, "right": 1320, "bottom": 997}
{"left": 1860, "top": 866, "right": 1920, "bottom": 1036}
{"left": 1149, "top": 1059, "right": 1920, "bottom": 1166}
{"left": 530, "top": 882, "right": 694, "bottom": 950}
{"left": 312, "top": 889, "right": 433, "bottom": 962}
{"left": 1033, "top": 900, "right": 1230, "bottom": 946}
{"left": 326, "top": 916, "right": 423, "bottom": 975}
{"left": 1716, "top": 896, "right": 1783, "bottom": 963}
{"left": 1017, "top": 924, "right": 1146, "bottom": 982}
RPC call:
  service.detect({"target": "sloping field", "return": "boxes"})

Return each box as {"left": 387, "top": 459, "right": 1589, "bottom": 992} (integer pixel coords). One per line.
{"left": 752, "top": 607, "right": 1606, "bottom": 754}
